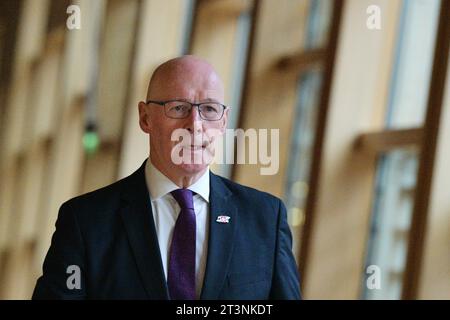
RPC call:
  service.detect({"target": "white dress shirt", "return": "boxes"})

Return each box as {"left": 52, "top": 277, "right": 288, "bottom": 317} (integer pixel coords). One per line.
{"left": 144, "top": 160, "right": 210, "bottom": 298}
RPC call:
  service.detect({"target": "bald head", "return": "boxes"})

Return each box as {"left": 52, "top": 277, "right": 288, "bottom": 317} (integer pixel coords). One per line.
{"left": 138, "top": 55, "right": 229, "bottom": 186}
{"left": 146, "top": 55, "right": 224, "bottom": 102}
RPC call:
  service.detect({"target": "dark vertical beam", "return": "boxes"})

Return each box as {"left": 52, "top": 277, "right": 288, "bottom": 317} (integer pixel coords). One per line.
{"left": 298, "top": 0, "right": 345, "bottom": 293}
{"left": 0, "top": 0, "right": 23, "bottom": 130}
{"left": 115, "top": 0, "right": 144, "bottom": 180}
{"left": 231, "top": 0, "right": 259, "bottom": 180}
{"left": 46, "top": 0, "right": 70, "bottom": 32}
{"left": 0, "top": 0, "right": 23, "bottom": 187}
{"left": 402, "top": 0, "right": 450, "bottom": 300}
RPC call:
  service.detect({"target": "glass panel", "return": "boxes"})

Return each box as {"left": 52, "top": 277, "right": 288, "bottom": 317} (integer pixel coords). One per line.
{"left": 217, "top": 9, "right": 252, "bottom": 179}
{"left": 362, "top": 0, "right": 442, "bottom": 300}
{"left": 304, "top": 0, "right": 332, "bottom": 49}
{"left": 180, "top": 0, "right": 196, "bottom": 55}
{"left": 285, "top": 70, "right": 323, "bottom": 263}
{"left": 283, "top": 0, "right": 333, "bottom": 264}
{"left": 228, "top": 10, "right": 252, "bottom": 128}
{"left": 386, "top": 0, "right": 441, "bottom": 128}
{"left": 362, "top": 149, "right": 419, "bottom": 299}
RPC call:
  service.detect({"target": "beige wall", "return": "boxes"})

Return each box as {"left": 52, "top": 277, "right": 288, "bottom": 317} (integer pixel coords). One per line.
{"left": 418, "top": 54, "right": 450, "bottom": 299}
{"left": 303, "top": 0, "right": 402, "bottom": 299}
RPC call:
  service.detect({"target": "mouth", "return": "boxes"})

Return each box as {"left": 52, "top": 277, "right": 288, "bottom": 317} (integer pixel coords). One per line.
{"left": 190, "top": 143, "right": 208, "bottom": 150}
{"left": 182, "top": 141, "right": 208, "bottom": 151}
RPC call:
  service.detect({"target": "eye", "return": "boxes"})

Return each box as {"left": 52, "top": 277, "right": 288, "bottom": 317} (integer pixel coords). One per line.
{"left": 202, "top": 104, "right": 219, "bottom": 113}
{"left": 169, "top": 104, "right": 189, "bottom": 112}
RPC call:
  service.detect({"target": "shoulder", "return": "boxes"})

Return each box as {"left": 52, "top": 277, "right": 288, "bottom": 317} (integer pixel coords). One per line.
{"left": 59, "top": 167, "right": 142, "bottom": 225}
{"left": 61, "top": 161, "right": 146, "bottom": 216}
{"left": 211, "top": 173, "right": 284, "bottom": 213}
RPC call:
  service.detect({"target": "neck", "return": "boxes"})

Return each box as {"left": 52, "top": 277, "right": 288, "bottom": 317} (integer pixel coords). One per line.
{"left": 149, "top": 154, "right": 207, "bottom": 188}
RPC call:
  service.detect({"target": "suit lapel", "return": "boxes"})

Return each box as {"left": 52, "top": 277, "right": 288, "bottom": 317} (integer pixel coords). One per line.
{"left": 200, "top": 172, "right": 237, "bottom": 299}
{"left": 119, "top": 160, "right": 169, "bottom": 299}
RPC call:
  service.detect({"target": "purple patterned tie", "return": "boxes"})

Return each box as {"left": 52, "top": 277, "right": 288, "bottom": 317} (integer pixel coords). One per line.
{"left": 168, "top": 189, "right": 196, "bottom": 300}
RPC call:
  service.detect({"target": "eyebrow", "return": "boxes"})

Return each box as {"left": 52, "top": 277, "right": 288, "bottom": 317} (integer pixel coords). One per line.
{"left": 172, "top": 98, "right": 221, "bottom": 103}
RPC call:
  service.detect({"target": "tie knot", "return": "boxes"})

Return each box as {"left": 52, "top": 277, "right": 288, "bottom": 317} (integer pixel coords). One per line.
{"left": 171, "top": 189, "right": 194, "bottom": 210}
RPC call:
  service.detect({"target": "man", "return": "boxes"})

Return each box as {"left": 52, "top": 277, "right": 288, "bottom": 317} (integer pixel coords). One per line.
{"left": 32, "top": 56, "right": 300, "bottom": 300}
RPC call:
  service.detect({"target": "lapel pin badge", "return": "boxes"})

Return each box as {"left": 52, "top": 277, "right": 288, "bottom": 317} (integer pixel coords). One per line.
{"left": 216, "top": 215, "right": 231, "bottom": 224}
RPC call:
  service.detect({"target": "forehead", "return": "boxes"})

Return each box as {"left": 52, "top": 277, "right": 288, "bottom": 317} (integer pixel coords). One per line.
{"left": 149, "top": 63, "right": 224, "bottom": 101}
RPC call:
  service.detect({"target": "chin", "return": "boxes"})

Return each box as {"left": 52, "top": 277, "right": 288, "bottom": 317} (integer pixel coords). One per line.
{"left": 178, "top": 163, "right": 209, "bottom": 174}
{"left": 175, "top": 147, "right": 214, "bottom": 173}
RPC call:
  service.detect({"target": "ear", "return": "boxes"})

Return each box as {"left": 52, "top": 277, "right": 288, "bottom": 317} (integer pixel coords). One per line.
{"left": 138, "top": 101, "right": 151, "bottom": 133}
{"left": 219, "top": 107, "right": 230, "bottom": 134}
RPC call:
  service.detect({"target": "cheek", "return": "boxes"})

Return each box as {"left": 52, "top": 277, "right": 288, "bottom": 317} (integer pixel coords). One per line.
{"left": 204, "top": 123, "right": 225, "bottom": 140}
{"left": 150, "top": 121, "right": 176, "bottom": 146}
{"left": 160, "top": 125, "right": 181, "bottom": 150}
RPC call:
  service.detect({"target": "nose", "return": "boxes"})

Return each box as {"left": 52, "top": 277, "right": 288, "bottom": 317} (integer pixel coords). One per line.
{"left": 185, "top": 105, "right": 203, "bottom": 134}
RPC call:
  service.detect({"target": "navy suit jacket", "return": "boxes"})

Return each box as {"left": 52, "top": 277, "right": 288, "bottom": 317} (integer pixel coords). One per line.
{"left": 32, "top": 160, "right": 301, "bottom": 300}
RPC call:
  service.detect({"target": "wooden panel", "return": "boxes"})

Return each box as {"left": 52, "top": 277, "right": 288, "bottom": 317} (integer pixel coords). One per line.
{"left": 355, "top": 128, "right": 423, "bottom": 154}
{"left": 29, "top": 28, "right": 65, "bottom": 146}
{"left": 10, "top": 30, "right": 65, "bottom": 246}
{"left": 34, "top": 97, "right": 85, "bottom": 269}
{"left": 81, "top": 142, "right": 120, "bottom": 194}
{"left": 80, "top": 0, "right": 140, "bottom": 193}
{"left": 0, "top": 249, "right": 9, "bottom": 293}
{"left": 15, "top": 141, "right": 49, "bottom": 243}
{"left": 233, "top": 0, "right": 310, "bottom": 197}
{"left": 118, "top": 0, "right": 188, "bottom": 178}
{"left": 33, "top": 0, "right": 107, "bottom": 272}
{"left": 403, "top": 0, "right": 450, "bottom": 299}
{"left": 198, "top": 0, "right": 252, "bottom": 15}
{"left": 0, "top": 162, "right": 10, "bottom": 249}
{"left": 190, "top": 0, "right": 254, "bottom": 177}
{"left": 21, "top": 29, "right": 65, "bottom": 242}
{"left": 304, "top": 0, "right": 402, "bottom": 299}
{"left": 0, "top": 0, "right": 21, "bottom": 116}
{"left": 191, "top": 0, "right": 251, "bottom": 106}
{"left": 0, "top": 241, "right": 35, "bottom": 299}
{"left": 278, "top": 48, "right": 328, "bottom": 74}
{"left": 47, "top": 0, "right": 70, "bottom": 32}
{"left": 0, "top": 162, "right": 21, "bottom": 250}
{"left": 297, "top": 0, "right": 344, "bottom": 284}
{"left": 1, "top": 0, "right": 50, "bottom": 161}
{"left": 418, "top": 53, "right": 450, "bottom": 299}
{"left": 97, "top": 0, "right": 139, "bottom": 142}
{"left": 0, "top": 1, "right": 51, "bottom": 291}
{"left": 61, "top": 0, "right": 106, "bottom": 105}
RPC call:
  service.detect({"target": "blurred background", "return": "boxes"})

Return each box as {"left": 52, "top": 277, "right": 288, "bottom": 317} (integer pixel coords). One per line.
{"left": 0, "top": 0, "right": 449, "bottom": 299}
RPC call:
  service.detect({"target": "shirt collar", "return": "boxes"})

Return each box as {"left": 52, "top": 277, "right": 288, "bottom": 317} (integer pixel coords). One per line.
{"left": 145, "top": 159, "right": 210, "bottom": 203}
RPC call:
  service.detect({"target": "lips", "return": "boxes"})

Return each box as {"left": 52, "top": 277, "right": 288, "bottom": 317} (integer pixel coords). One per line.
{"left": 189, "top": 145, "right": 204, "bottom": 150}
{"left": 181, "top": 141, "right": 209, "bottom": 149}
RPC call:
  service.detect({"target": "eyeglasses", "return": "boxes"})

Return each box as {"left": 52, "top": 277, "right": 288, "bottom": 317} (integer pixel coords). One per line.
{"left": 146, "top": 99, "right": 227, "bottom": 121}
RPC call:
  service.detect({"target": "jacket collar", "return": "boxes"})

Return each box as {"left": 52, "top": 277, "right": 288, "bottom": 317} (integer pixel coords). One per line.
{"left": 119, "top": 159, "right": 237, "bottom": 300}
{"left": 119, "top": 160, "right": 169, "bottom": 299}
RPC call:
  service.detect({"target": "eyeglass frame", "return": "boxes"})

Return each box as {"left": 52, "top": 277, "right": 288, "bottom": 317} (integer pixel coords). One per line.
{"left": 145, "top": 99, "right": 228, "bottom": 121}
